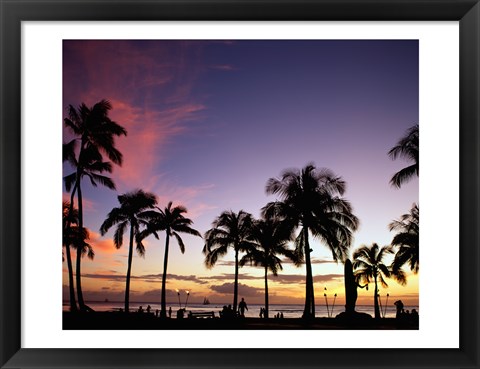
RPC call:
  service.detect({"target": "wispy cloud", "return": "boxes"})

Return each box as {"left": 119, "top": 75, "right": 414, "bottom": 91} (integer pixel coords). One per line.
{"left": 63, "top": 40, "right": 208, "bottom": 191}
{"left": 210, "top": 64, "right": 236, "bottom": 71}
{"left": 200, "top": 273, "right": 260, "bottom": 281}
{"left": 82, "top": 272, "right": 207, "bottom": 285}
{"left": 199, "top": 273, "right": 343, "bottom": 285}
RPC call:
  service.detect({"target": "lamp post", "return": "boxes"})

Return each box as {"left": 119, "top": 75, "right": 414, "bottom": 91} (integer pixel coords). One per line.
{"left": 331, "top": 293, "right": 337, "bottom": 317}
{"left": 383, "top": 293, "right": 389, "bottom": 318}
{"left": 185, "top": 290, "right": 190, "bottom": 309}
{"left": 176, "top": 289, "right": 181, "bottom": 309}
{"left": 324, "top": 287, "right": 330, "bottom": 318}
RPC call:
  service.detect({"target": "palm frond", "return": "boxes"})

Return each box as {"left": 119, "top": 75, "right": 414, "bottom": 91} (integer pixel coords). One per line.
{"left": 113, "top": 221, "right": 128, "bottom": 249}
{"left": 86, "top": 173, "right": 116, "bottom": 190}
{"left": 63, "top": 172, "right": 77, "bottom": 193}
{"left": 173, "top": 232, "right": 186, "bottom": 254}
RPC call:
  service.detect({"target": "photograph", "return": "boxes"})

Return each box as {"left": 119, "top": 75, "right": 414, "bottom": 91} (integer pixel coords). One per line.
{"left": 2, "top": 0, "right": 479, "bottom": 367}
{"left": 62, "top": 39, "right": 420, "bottom": 330}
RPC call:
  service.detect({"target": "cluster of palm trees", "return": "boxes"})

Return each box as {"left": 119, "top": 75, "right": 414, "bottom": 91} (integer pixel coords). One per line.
{"left": 63, "top": 99, "right": 419, "bottom": 320}
{"left": 350, "top": 124, "right": 419, "bottom": 319}
{"left": 203, "top": 165, "right": 360, "bottom": 319}
{"left": 99, "top": 192, "right": 202, "bottom": 316}
{"left": 63, "top": 99, "right": 126, "bottom": 312}
{"left": 63, "top": 100, "right": 202, "bottom": 316}
{"left": 388, "top": 124, "right": 419, "bottom": 276}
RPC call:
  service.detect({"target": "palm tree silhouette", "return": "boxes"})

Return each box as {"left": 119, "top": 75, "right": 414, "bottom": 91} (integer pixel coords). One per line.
{"left": 100, "top": 189, "right": 157, "bottom": 313}
{"left": 63, "top": 211, "right": 95, "bottom": 311}
{"left": 265, "top": 164, "right": 359, "bottom": 319}
{"left": 64, "top": 99, "right": 126, "bottom": 311}
{"left": 138, "top": 201, "right": 201, "bottom": 318}
{"left": 388, "top": 124, "right": 419, "bottom": 188}
{"left": 63, "top": 144, "right": 116, "bottom": 312}
{"left": 353, "top": 243, "right": 406, "bottom": 319}
{"left": 203, "top": 210, "right": 256, "bottom": 314}
{"left": 390, "top": 203, "right": 419, "bottom": 274}
{"left": 240, "top": 215, "right": 297, "bottom": 319}
{"left": 62, "top": 201, "right": 78, "bottom": 311}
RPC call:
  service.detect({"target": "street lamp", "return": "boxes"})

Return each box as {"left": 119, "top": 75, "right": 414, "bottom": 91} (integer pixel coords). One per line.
{"left": 331, "top": 293, "right": 337, "bottom": 317}
{"left": 185, "top": 290, "right": 190, "bottom": 309}
{"left": 324, "top": 287, "right": 330, "bottom": 318}
{"left": 383, "top": 293, "right": 390, "bottom": 318}
{"left": 176, "top": 289, "right": 181, "bottom": 308}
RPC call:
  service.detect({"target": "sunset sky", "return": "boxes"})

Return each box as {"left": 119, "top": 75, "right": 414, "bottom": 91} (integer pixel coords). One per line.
{"left": 63, "top": 40, "right": 419, "bottom": 308}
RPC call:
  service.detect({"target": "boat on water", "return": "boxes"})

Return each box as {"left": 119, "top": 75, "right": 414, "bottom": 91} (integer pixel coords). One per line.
{"left": 203, "top": 297, "right": 210, "bottom": 305}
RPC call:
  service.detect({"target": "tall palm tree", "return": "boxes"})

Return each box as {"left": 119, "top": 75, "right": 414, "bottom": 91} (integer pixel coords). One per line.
{"left": 62, "top": 201, "right": 78, "bottom": 311}
{"left": 203, "top": 210, "right": 256, "bottom": 313}
{"left": 390, "top": 203, "right": 419, "bottom": 274}
{"left": 100, "top": 189, "right": 157, "bottom": 313}
{"left": 240, "top": 215, "right": 297, "bottom": 318}
{"left": 265, "top": 164, "right": 359, "bottom": 319}
{"left": 63, "top": 144, "right": 116, "bottom": 311}
{"left": 64, "top": 99, "right": 127, "bottom": 311}
{"left": 353, "top": 243, "right": 406, "bottom": 319}
{"left": 388, "top": 124, "right": 419, "bottom": 188}
{"left": 138, "top": 202, "right": 201, "bottom": 318}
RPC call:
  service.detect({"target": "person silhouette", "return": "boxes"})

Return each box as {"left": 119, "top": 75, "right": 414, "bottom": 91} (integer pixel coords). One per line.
{"left": 138, "top": 306, "right": 144, "bottom": 313}
{"left": 168, "top": 306, "right": 172, "bottom": 318}
{"left": 146, "top": 305, "right": 151, "bottom": 314}
{"left": 238, "top": 298, "right": 248, "bottom": 317}
{"left": 221, "top": 305, "right": 228, "bottom": 318}
{"left": 176, "top": 308, "right": 185, "bottom": 319}
{"left": 394, "top": 300, "right": 404, "bottom": 319}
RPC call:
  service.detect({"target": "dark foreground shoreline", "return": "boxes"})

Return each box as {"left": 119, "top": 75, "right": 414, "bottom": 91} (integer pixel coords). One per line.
{"left": 63, "top": 312, "right": 418, "bottom": 330}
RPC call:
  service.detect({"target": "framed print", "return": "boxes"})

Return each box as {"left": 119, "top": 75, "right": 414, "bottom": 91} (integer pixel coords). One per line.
{"left": 1, "top": 0, "right": 479, "bottom": 368}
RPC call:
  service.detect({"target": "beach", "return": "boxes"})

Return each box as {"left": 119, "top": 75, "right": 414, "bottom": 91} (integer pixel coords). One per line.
{"left": 63, "top": 302, "right": 419, "bottom": 330}
{"left": 63, "top": 310, "right": 418, "bottom": 330}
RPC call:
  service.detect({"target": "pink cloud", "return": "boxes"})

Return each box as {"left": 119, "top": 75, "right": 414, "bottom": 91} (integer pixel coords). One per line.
{"left": 151, "top": 182, "right": 217, "bottom": 220}
{"left": 110, "top": 101, "right": 206, "bottom": 189}
{"left": 64, "top": 41, "right": 208, "bottom": 191}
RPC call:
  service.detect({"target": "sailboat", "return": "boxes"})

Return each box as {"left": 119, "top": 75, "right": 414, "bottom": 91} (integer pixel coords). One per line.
{"left": 203, "top": 297, "right": 210, "bottom": 305}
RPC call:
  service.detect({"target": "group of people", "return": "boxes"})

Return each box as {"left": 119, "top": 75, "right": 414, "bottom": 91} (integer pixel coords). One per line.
{"left": 220, "top": 298, "right": 249, "bottom": 318}
{"left": 136, "top": 305, "right": 179, "bottom": 319}
{"left": 394, "top": 300, "right": 419, "bottom": 324}
{"left": 259, "top": 308, "right": 284, "bottom": 319}
{"left": 135, "top": 298, "right": 293, "bottom": 320}
{"left": 137, "top": 305, "right": 152, "bottom": 314}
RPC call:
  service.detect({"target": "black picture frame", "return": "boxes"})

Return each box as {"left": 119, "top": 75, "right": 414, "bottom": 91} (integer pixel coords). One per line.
{"left": 1, "top": 1, "right": 479, "bottom": 368}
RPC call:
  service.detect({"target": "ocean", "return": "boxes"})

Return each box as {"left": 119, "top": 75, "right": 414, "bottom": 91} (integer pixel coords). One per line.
{"left": 63, "top": 301, "right": 419, "bottom": 319}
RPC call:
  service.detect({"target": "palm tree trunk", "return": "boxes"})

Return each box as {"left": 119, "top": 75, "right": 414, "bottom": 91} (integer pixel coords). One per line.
{"left": 303, "top": 226, "right": 315, "bottom": 319}
{"left": 66, "top": 187, "right": 78, "bottom": 312}
{"left": 65, "top": 244, "right": 77, "bottom": 312}
{"left": 160, "top": 231, "right": 170, "bottom": 318}
{"left": 233, "top": 248, "right": 239, "bottom": 315}
{"left": 76, "top": 179, "right": 86, "bottom": 311}
{"left": 374, "top": 274, "right": 380, "bottom": 319}
{"left": 125, "top": 223, "right": 135, "bottom": 313}
{"left": 264, "top": 265, "right": 269, "bottom": 319}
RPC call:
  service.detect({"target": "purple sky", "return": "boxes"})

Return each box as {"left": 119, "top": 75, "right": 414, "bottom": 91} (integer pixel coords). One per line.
{"left": 63, "top": 40, "right": 419, "bottom": 305}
